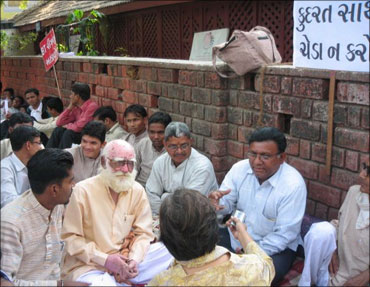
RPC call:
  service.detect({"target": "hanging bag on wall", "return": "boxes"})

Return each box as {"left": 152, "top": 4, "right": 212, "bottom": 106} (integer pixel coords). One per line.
{"left": 212, "top": 26, "right": 282, "bottom": 78}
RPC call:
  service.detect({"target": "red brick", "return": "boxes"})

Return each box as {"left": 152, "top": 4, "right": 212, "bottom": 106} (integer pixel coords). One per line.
{"left": 211, "top": 123, "right": 228, "bottom": 140}
{"left": 205, "top": 72, "right": 227, "bottom": 89}
{"left": 197, "top": 72, "right": 204, "bottom": 87}
{"left": 82, "top": 62, "right": 92, "bottom": 73}
{"left": 361, "top": 107, "right": 369, "bottom": 129}
{"left": 227, "top": 140, "right": 244, "bottom": 159}
{"left": 138, "top": 93, "right": 158, "bottom": 108}
{"left": 305, "top": 199, "right": 316, "bottom": 216}
{"left": 237, "top": 126, "right": 254, "bottom": 144}
{"left": 192, "top": 119, "right": 211, "bottom": 136}
{"left": 113, "top": 101, "right": 127, "bottom": 114}
{"left": 328, "top": 208, "right": 339, "bottom": 221}
{"left": 107, "top": 65, "right": 118, "bottom": 76}
{"left": 158, "top": 97, "right": 173, "bottom": 112}
{"left": 347, "top": 106, "right": 361, "bottom": 127}
{"left": 255, "top": 75, "right": 281, "bottom": 93}
{"left": 138, "top": 67, "right": 157, "bottom": 81}
{"left": 98, "top": 74, "right": 113, "bottom": 87}
{"left": 359, "top": 153, "right": 370, "bottom": 167}
{"left": 121, "top": 66, "right": 128, "bottom": 77}
{"left": 315, "top": 202, "right": 328, "bottom": 220}
{"left": 158, "top": 69, "right": 178, "bottom": 83}
{"left": 178, "top": 70, "right": 197, "bottom": 86}
{"left": 147, "top": 82, "right": 161, "bottom": 95}
{"left": 293, "top": 78, "right": 329, "bottom": 99}
{"left": 345, "top": 150, "right": 359, "bottom": 171}
{"left": 286, "top": 136, "right": 299, "bottom": 156}
{"left": 107, "top": 87, "right": 120, "bottom": 100}
{"left": 211, "top": 156, "right": 232, "bottom": 172}
{"left": 102, "top": 98, "right": 112, "bottom": 106}
{"left": 122, "top": 91, "right": 138, "bottom": 104}
{"left": 66, "top": 72, "right": 78, "bottom": 81}
{"left": 130, "top": 80, "right": 147, "bottom": 93}
{"left": 289, "top": 157, "right": 319, "bottom": 179}
{"left": 204, "top": 138, "right": 227, "bottom": 156}
{"left": 300, "top": 139, "right": 311, "bottom": 159}
{"left": 95, "top": 85, "right": 106, "bottom": 97}
{"left": 273, "top": 95, "right": 300, "bottom": 116}
{"left": 337, "top": 82, "right": 369, "bottom": 106}
{"left": 334, "top": 127, "right": 369, "bottom": 152}
{"left": 215, "top": 171, "right": 227, "bottom": 185}
{"left": 212, "top": 90, "right": 229, "bottom": 106}
{"left": 78, "top": 73, "right": 89, "bottom": 84}
{"left": 113, "top": 77, "right": 130, "bottom": 90}
{"left": 204, "top": 106, "right": 227, "bottom": 123}
{"left": 88, "top": 74, "right": 98, "bottom": 85}
{"left": 309, "top": 181, "right": 341, "bottom": 208}
{"left": 228, "top": 124, "right": 238, "bottom": 140}
{"left": 291, "top": 119, "right": 320, "bottom": 141}
{"left": 227, "top": 107, "right": 243, "bottom": 125}
{"left": 243, "top": 110, "right": 253, "bottom": 127}
{"left": 73, "top": 62, "right": 82, "bottom": 72}
{"left": 331, "top": 168, "right": 358, "bottom": 190}
{"left": 252, "top": 113, "right": 279, "bottom": 127}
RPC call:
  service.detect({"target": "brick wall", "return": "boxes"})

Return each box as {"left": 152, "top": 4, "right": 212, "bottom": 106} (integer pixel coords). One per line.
{"left": 1, "top": 56, "right": 369, "bottom": 220}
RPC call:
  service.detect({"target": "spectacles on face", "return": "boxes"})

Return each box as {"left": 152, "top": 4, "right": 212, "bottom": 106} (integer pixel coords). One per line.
{"left": 167, "top": 143, "right": 190, "bottom": 151}
{"left": 362, "top": 162, "right": 370, "bottom": 176}
{"left": 31, "top": 141, "right": 42, "bottom": 146}
{"left": 247, "top": 151, "right": 281, "bottom": 161}
{"left": 108, "top": 159, "right": 135, "bottom": 170}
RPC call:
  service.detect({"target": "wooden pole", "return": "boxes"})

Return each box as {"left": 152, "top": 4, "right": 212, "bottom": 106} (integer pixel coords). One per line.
{"left": 326, "top": 71, "right": 336, "bottom": 175}
{"left": 53, "top": 65, "right": 62, "bottom": 99}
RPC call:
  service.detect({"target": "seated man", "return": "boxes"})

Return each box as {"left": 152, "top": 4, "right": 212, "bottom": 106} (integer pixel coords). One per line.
{"left": 34, "top": 97, "right": 63, "bottom": 139}
{"left": 47, "top": 83, "right": 98, "bottom": 149}
{"left": 123, "top": 104, "right": 148, "bottom": 146}
{"left": 1, "top": 112, "right": 33, "bottom": 160}
{"left": 93, "top": 105, "right": 127, "bottom": 142}
{"left": 135, "top": 111, "right": 172, "bottom": 187}
{"left": 62, "top": 139, "right": 173, "bottom": 285}
{"left": 146, "top": 122, "right": 218, "bottom": 215}
{"left": 65, "top": 121, "right": 106, "bottom": 183}
{"left": 299, "top": 160, "right": 369, "bottom": 287}
{"left": 209, "top": 127, "right": 307, "bottom": 285}
{"left": 25, "top": 88, "right": 50, "bottom": 121}
{"left": 1, "top": 148, "right": 88, "bottom": 286}
{"left": 1, "top": 126, "right": 42, "bottom": 208}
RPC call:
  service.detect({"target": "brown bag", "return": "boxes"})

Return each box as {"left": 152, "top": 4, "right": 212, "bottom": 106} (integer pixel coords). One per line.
{"left": 212, "top": 26, "right": 282, "bottom": 78}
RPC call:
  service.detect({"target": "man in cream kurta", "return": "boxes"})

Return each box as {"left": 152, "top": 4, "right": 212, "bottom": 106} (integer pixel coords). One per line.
{"left": 62, "top": 140, "right": 173, "bottom": 285}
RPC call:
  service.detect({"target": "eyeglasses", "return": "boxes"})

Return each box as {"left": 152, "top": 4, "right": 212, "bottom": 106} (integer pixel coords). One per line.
{"left": 31, "top": 141, "right": 42, "bottom": 146}
{"left": 167, "top": 143, "right": 190, "bottom": 151}
{"left": 247, "top": 152, "right": 281, "bottom": 161}
{"left": 108, "top": 159, "right": 135, "bottom": 170}
{"left": 362, "top": 162, "right": 370, "bottom": 176}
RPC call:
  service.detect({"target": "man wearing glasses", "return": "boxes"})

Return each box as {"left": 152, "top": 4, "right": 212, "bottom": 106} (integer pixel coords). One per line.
{"left": 209, "top": 126, "right": 307, "bottom": 285}
{"left": 146, "top": 122, "right": 218, "bottom": 216}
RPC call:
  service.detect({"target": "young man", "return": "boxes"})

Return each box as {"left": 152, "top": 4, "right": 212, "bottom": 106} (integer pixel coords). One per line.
{"left": 135, "top": 112, "right": 172, "bottom": 187}
{"left": 25, "top": 88, "right": 49, "bottom": 121}
{"left": 123, "top": 104, "right": 148, "bottom": 146}
{"left": 1, "top": 126, "right": 42, "bottom": 208}
{"left": 65, "top": 121, "right": 106, "bottom": 183}
{"left": 93, "top": 105, "right": 127, "bottom": 142}
{"left": 47, "top": 83, "right": 98, "bottom": 149}
{"left": 1, "top": 148, "right": 89, "bottom": 286}
{"left": 146, "top": 122, "right": 218, "bottom": 215}
{"left": 34, "top": 97, "right": 63, "bottom": 139}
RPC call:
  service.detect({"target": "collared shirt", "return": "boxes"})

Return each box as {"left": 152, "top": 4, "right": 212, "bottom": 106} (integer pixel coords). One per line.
{"left": 65, "top": 145, "right": 101, "bottom": 183}
{"left": 105, "top": 122, "right": 128, "bottom": 143}
{"left": 61, "top": 174, "right": 154, "bottom": 281}
{"left": 219, "top": 160, "right": 307, "bottom": 256}
{"left": 1, "top": 153, "right": 30, "bottom": 208}
{"left": 34, "top": 116, "right": 58, "bottom": 138}
{"left": 0, "top": 138, "right": 12, "bottom": 160}
{"left": 1, "top": 189, "right": 64, "bottom": 286}
{"left": 56, "top": 99, "right": 98, "bottom": 133}
{"left": 146, "top": 148, "right": 219, "bottom": 215}
{"left": 124, "top": 130, "right": 148, "bottom": 147}
{"left": 135, "top": 137, "right": 166, "bottom": 187}
{"left": 149, "top": 242, "right": 274, "bottom": 286}
{"left": 330, "top": 185, "right": 369, "bottom": 286}
{"left": 29, "top": 102, "right": 43, "bottom": 121}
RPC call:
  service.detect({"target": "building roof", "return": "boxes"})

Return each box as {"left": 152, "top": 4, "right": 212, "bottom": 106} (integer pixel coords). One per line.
{"left": 12, "top": 0, "right": 130, "bottom": 27}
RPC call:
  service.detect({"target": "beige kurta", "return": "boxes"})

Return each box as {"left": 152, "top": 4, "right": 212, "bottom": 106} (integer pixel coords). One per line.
{"left": 34, "top": 116, "right": 58, "bottom": 138}
{"left": 124, "top": 130, "right": 148, "bottom": 147}
{"left": 0, "top": 138, "right": 12, "bottom": 160}
{"left": 61, "top": 174, "right": 154, "bottom": 281}
{"left": 135, "top": 137, "right": 166, "bottom": 187}
{"left": 330, "top": 185, "right": 369, "bottom": 286}
{"left": 105, "top": 122, "right": 128, "bottom": 142}
{"left": 65, "top": 145, "right": 101, "bottom": 183}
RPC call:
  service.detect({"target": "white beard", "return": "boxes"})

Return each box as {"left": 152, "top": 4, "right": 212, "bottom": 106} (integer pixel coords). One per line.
{"left": 99, "top": 167, "right": 137, "bottom": 193}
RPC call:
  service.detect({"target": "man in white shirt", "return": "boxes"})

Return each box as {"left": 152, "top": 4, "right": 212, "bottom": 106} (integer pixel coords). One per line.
{"left": 34, "top": 97, "right": 63, "bottom": 139}
{"left": 1, "top": 126, "right": 42, "bottom": 208}
{"left": 209, "top": 127, "right": 307, "bottom": 285}
{"left": 25, "top": 88, "right": 49, "bottom": 121}
{"left": 146, "top": 122, "right": 218, "bottom": 215}
{"left": 93, "top": 106, "right": 127, "bottom": 142}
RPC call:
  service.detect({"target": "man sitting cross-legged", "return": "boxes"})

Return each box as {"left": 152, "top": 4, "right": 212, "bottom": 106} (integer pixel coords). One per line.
{"left": 65, "top": 121, "right": 106, "bottom": 183}
{"left": 61, "top": 139, "right": 173, "bottom": 285}
{"left": 1, "top": 148, "right": 88, "bottom": 286}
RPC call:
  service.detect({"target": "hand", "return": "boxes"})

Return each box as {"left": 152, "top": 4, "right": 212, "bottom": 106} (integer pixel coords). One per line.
{"left": 62, "top": 280, "right": 91, "bottom": 286}
{"left": 127, "top": 259, "right": 139, "bottom": 278}
{"left": 329, "top": 250, "right": 339, "bottom": 276}
{"left": 208, "top": 189, "right": 231, "bottom": 211}
{"left": 226, "top": 216, "right": 247, "bottom": 241}
{"left": 104, "top": 253, "right": 132, "bottom": 280}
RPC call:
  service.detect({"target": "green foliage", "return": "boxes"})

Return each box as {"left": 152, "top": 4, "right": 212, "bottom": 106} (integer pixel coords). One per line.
{"left": 16, "top": 32, "right": 37, "bottom": 50}
{"left": 114, "top": 47, "right": 129, "bottom": 57}
{"left": 19, "top": 0, "right": 28, "bottom": 9}
{"left": 57, "top": 43, "right": 68, "bottom": 52}
{"left": 1, "top": 30, "right": 9, "bottom": 50}
{"left": 1, "top": 31, "right": 37, "bottom": 52}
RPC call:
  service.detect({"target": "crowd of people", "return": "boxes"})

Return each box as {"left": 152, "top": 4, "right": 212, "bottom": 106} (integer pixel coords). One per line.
{"left": 0, "top": 80, "right": 369, "bottom": 286}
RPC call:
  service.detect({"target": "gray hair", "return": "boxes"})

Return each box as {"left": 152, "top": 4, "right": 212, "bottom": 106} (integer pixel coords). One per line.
{"left": 164, "top": 122, "right": 191, "bottom": 142}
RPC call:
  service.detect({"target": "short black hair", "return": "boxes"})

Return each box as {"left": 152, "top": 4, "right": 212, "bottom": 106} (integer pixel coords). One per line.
{"left": 248, "top": 126, "right": 287, "bottom": 153}
{"left": 148, "top": 111, "right": 172, "bottom": 128}
{"left": 160, "top": 189, "right": 218, "bottom": 261}
{"left": 81, "top": 121, "right": 106, "bottom": 143}
{"left": 27, "top": 148, "right": 74, "bottom": 195}
{"left": 93, "top": 106, "right": 117, "bottom": 122}
{"left": 46, "top": 97, "right": 63, "bottom": 113}
{"left": 124, "top": 104, "right": 147, "bottom": 118}
{"left": 8, "top": 112, "right": 33, "bottom": 128}
{"left": 24, "top": 88, "right": 39, "bottom": 96}
{"left": 14, "top": 95, "right": 25, "bottom": 106}
{"left": 72, "top": 82, "right": 90, "bottom": 101}
{"left": 4, "top": 88, "right": 15, "bottom": 98}
{"left": 10, "top": 125, "right": 40, "bottom": 152}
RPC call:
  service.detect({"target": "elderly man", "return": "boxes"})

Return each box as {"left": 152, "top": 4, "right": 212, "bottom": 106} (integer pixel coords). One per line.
{"left": 209, "top": 127, "right": 307, "bottom": 285}
{"left": 299, "top": 160, "right": 369, "bottom": 287}
{"left": 61, "top": 139, "right": 173, "bottom": 285}
{"left": 66, "top": 121, "right": 106, "bottom": 183}
{"left": 1, "top": 148, "right": 88, "bottom": 286}
{"left": 146, "top": 122, "right": 218, "bottom": 215}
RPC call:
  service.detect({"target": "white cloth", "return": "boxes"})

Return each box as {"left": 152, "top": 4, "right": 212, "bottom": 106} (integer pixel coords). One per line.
{"left": 1, "top": 153, "right": 30, "bottom": 208}
{"left": 146, "top": 148, "right": 219, "bottom": 215}
{"left": 219, "top": 159, "right": 307, "bottom": 255}
{"left": 29, "top": 102, "right": 43, "bottom": 121}
{"left": 77, "top": 242, "right": 173, "bottom": 286}
{"left": 355, "top": 192, "right": 369, "bottom": 230}
{"left": 298, "top": 222, "right": 337, "bottom": 287}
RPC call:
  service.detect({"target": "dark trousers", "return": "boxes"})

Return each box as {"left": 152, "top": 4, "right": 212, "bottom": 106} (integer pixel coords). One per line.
{"left": 46, "top": 127, "right": 81, "bottom": 149}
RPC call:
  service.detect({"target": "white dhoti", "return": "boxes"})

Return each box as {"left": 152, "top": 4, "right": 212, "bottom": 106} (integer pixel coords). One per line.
{"left": 298, "top": 222, "right": 337, "bottom": 287}
{"left": 77, "top": 242, "right": 173, "bottom": 286}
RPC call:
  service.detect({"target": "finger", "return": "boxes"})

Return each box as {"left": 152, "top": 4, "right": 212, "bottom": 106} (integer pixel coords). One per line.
{"left": 221, "top": 189, "right": 231, "bottom": 196}
{"left": 216, "top": 205, "right": 225, "bottom": 211}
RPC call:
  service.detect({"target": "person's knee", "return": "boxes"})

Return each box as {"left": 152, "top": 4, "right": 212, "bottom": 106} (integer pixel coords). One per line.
{"left": 305, "top": 221, "right": 336, "bottom": 242}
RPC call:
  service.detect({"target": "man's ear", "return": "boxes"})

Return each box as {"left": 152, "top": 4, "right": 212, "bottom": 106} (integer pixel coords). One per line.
{"left": 101, "top": 141, "right": 107, "bottom": 149}
{"left": 280, "top": 152, "right": 287, "bottom": 162}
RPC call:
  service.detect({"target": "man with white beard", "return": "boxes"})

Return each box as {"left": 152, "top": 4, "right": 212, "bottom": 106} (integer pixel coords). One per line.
{"left": 61, "top": 139, "right": 173, "bottom": 286}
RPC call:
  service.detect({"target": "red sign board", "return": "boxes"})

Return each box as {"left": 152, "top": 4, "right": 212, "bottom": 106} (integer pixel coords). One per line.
{"left": 39, "top": 28, "right": 58, "bottom": 71}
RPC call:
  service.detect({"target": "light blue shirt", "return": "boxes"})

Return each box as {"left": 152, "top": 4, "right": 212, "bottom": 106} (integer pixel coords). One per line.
{"left": 1, "top": 153, "right": 30, "bottom": 208}
{"left": 219, "top": 159, "right": 307, "bottom": 256}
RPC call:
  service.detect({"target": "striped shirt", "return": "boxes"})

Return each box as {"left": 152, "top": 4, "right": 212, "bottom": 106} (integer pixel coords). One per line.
{"left": 1, "top": 190, "right": 64, "bottom": 286}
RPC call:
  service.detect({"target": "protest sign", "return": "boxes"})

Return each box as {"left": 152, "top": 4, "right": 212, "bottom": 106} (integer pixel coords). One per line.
{"left": 40, "top": 28, "right": 59, "bottom": 72}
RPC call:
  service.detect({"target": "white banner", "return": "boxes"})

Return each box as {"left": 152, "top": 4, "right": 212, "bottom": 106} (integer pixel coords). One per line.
{"left": 293, "top": 1, "right": 369, "bottom": 72}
